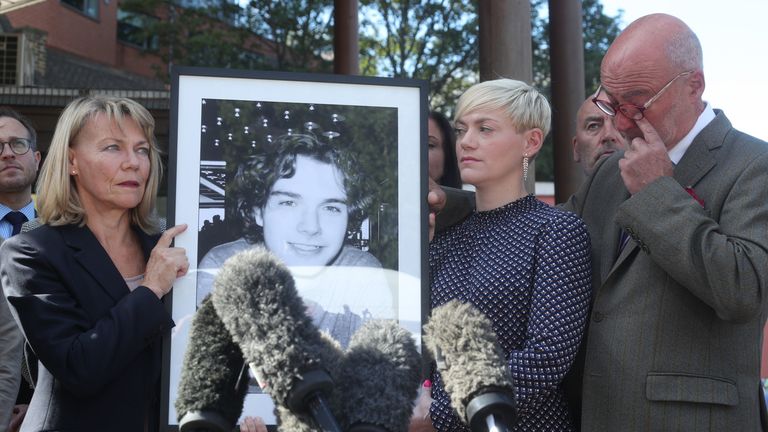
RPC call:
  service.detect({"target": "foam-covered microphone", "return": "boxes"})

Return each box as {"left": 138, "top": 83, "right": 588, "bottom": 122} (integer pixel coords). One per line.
{"left": 211, "top": 247, "right": 343, "bottom": 432}
{"left": 424, "top": 300, "right": 516, "bottom": 432}
{"left": 335, "top": 320, "right": 422, "bottom": 432}
{"left": 176, "top": 296, "right": 249, "bottom": 432}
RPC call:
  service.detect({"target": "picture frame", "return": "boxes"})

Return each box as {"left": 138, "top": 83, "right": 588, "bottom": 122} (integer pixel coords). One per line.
{"left": 161, "top": 66, "right": 429, "bottom": 430}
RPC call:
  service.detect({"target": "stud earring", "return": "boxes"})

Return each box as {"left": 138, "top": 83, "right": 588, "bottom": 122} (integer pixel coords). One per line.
{"left": 523, "top": 153, "right": 529, "bottom": 182}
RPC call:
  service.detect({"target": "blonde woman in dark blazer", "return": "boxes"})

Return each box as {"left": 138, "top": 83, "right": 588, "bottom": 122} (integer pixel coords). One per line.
{"left": 0, "top": 96, "right": 188, "bottom": 432}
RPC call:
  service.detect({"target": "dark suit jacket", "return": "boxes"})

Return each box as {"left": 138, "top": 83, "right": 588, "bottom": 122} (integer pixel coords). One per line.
{"left": 0, "top": 224, "right": 174, "bottom": 432}
{"left": 561, "top": 111, "right": 768, "bottom": 431}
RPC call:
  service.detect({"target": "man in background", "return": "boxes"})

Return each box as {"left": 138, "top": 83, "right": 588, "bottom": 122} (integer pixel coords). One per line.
{"left": 572, "top": 94, "right": 627, "bottom": 174}
{"left": 0, "top": 107, "right": 40, "bottom": 432}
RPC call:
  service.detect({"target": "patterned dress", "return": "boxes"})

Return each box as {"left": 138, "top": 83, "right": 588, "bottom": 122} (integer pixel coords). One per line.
{"left": 429, "top": 195, "right": 592, "bottom": 431}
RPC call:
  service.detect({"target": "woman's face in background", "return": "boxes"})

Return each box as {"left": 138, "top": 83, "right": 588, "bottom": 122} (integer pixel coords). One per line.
{"left": 255, "top": 155, "right": 349, "bottom": 267}
{"left": 428, "top": 118, "right": 446, "bottom": 183}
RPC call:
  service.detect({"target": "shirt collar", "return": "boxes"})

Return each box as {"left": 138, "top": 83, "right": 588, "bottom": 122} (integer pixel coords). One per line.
{"left": 667, "top": 102, "right": 716, "bottom": 165}
{"left": 0, "top": 200, "right": 36, "bottom": 222}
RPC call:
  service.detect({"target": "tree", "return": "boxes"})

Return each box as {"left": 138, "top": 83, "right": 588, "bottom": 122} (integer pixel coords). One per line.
{"left": 358, "top": 0, "right": 479, "bottom": 112}
{"left": 240, "top": 0, "right": 335, "bottom": 72}
{"left": 120, "top": 0, "right": 335, "bottom": 81}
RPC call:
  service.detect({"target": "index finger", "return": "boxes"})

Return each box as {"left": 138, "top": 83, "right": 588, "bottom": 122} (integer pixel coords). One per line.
{"left": 156, "top": 223, "right": 188, "bottom": 248}
{"left": 427, "top": 178, "right": 446, "bottom": 214}
{"left": 634, "top": 117, "right": 665, "bottom": 149}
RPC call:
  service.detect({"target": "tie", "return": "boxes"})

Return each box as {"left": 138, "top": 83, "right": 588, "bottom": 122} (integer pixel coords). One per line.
{"left": 3, "top": 211, "right": 27, "bottom": 236}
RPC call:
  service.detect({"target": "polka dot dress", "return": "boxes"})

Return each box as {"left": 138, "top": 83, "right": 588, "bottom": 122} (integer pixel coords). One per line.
{"left": 429, "top": 195, "right": 592, "bottom": 431}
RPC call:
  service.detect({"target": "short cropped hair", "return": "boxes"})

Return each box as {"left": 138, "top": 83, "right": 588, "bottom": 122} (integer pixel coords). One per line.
{"left": 0, "top": 106, "right": 37, "bottom": 149}
{"left": 454, "top": 78, "right": 552, "bottom": 139}
{"left": 36, "top": 96, "right": 162, "bottom": 233}
{"left": 230, "top": 133, "right": 370, "bottom": 244}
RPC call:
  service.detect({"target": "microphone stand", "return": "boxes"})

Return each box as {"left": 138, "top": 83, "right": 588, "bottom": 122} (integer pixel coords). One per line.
{"left": 287, "top": 369, "right": 342, "bottom": 432}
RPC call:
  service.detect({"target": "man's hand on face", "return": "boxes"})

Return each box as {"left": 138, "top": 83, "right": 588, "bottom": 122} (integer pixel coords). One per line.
{"left": 618, "top": 117, "right": 674, "bottom": 195}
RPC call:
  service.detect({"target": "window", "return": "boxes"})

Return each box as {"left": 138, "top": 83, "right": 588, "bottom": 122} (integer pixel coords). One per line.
{"left": 117, "top": 9, "right": 159, "bottom": 50}
{"left": 61, "top": 0, "right": 98, "bottom": 18}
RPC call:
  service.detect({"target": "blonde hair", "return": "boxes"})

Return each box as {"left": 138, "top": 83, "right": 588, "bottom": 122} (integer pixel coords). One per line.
{"left": 454, "top": 78, "right": 552, "bottom": 139}
{"left": 36, "top": 96, "right": 162, "bottom": 233}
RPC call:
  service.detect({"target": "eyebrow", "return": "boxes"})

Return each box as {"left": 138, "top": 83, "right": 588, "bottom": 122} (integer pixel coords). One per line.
{"left": 583, "top": 115, "right": 605, "bottom": 124}
{"left": 270, "top": 190, "right": 348, "bottom": 204}
{"left": 98, "top": 136, "right": 148, "bottom": 146}
{"left": 455, "top": 116, "right": 501, "bottom": 126}
{"left": 602, "top": 87, "right": 649, "bottom": 102}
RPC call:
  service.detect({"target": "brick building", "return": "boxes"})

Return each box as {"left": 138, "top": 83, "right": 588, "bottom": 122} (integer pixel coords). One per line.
{"left": 0, "top": 0, "right": 173, "bottom": 154}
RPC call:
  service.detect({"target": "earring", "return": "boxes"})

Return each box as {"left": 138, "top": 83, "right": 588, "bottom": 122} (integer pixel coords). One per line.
{"left": 71, "top": 170, "right": 77, "bottom": 175}
{"left": 523, "top": 153, "right": 529, "bottom": 182}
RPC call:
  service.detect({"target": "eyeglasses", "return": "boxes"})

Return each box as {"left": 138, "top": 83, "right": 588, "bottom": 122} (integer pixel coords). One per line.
{"left": 0, "top": 138, "right": 33, "bottom": 155}
{"left": 592, "top": 70, "right": 694, "bottom": 120}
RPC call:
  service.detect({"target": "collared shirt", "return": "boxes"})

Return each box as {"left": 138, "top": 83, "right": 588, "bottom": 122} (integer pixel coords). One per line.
{"left": 667, "top": 102, "right": 716, "bottom": 164}
{"left": 0, "top": 201, "right": 36, "bottom": 239}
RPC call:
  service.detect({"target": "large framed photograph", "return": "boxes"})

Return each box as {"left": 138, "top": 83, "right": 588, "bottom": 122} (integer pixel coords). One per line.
{"left": 161, "top": 66, "right": 429, "bottom": 429}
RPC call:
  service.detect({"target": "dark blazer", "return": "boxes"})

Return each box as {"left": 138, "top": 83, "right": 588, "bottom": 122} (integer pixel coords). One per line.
{"left": 562, "top": 111, "right": 768, "bottom": 431}
{"left": 0, "top": 224, "right": 174, "bottom": 432}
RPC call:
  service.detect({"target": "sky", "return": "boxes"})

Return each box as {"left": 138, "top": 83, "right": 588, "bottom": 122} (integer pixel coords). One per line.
{"left": 598, "top": 0, "right": 768, "bottom": 141}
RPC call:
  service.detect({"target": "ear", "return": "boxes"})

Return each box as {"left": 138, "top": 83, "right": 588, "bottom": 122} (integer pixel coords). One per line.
{"left": 572, "top": 136, "right": 581, "bottom": 163}
{"left": 523, "top": 128, "right": 544, "bottom": 158}
{"left": 253, "top": 207, "right": 264, "bottom": 227}
{"left": 687, "top": 70, "right": 705, "bottom": 99}
{"left": 33, "top": 150, "right": 41, "bottom": 170}
{"left": 68, "top": 148, "right": 77, "bottom": 172}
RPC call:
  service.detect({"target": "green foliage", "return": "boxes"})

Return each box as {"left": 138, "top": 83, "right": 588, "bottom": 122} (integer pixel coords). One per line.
{"left": 120, "top": 0, "right": 334, "bottom": 81}
{"left": 241, "top": 0, "right": 335, "bottom": 72}
{"left": 358, "top": 0, "right": 479, "bottom": 113}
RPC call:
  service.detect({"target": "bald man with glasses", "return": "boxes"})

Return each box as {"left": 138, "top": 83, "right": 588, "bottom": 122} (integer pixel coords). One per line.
{"left": 564, "top": 14, "right": 768, "bottom": 431}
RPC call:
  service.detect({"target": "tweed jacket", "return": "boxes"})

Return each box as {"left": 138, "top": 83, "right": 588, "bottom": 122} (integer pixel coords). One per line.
{"left": 561, "top": 111, "right": 768, "bottom": 431}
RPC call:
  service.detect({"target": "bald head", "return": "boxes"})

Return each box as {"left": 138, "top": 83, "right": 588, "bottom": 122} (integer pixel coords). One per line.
{"left": 598, "top": 14, "right": 706, "bottom": 148}
{"left": 604, "top": 14, "right": 702, "bottom": 78}
{"left": 573, "top": 96, "right": 627, "bottom": 174}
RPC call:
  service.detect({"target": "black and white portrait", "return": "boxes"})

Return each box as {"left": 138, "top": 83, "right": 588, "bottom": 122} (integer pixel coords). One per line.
{"left": 195, "top": 99, "right": 399, "bottom": 348}
{"left": 165, "top": 68, "right": 427, "bottom": 427}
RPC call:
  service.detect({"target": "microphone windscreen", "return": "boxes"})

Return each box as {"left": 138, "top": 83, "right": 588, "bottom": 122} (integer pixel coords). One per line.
{"left": 423, "top": 300, "right": 514, "bottom": 423}
{"left": 210, "top": 247, "right": 342, "bottom": 419}
{"left": 337, "top": 320, "right": 422, "bottom": 432}
{"left": 274, "top": 332, "right": 344, "bottom": 432}
{"left": 176, "top": 296, "right": 247, "bottom": 430}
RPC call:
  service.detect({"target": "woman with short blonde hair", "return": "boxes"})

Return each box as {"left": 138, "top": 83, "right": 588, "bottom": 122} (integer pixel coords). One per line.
{"left": 417, "top": 78, "right": 592, "bottom": 431}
